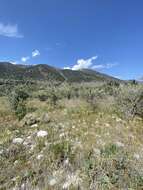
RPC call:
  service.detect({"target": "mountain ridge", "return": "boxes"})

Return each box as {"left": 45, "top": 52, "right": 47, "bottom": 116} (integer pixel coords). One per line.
{"left": 0, "top": 62, "right": 122, "bottom": 83}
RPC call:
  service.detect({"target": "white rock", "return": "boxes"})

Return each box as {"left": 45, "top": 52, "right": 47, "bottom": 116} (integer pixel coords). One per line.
{"left": 11, "top": 177, "right": 17, "bottom": 182}
{"left": 31, "top": 124, "right": 38, "bottom": 128}
{"left": 37, "top": 130, "right": 48, "bottom": 137}
{"left": 14, "top": 160, "right": 19, "bottom": 165}
{"left": 13, "top": 138, "right": 23, "bottom": 144}
{"left": 133, "top": 153, "right": 140, "bottom": 160}
{"left": 49, "top": 178, "right": 57, "bottom": 186}
{"left": 21, "top": 183, "right": 25, "bottom": 190}
{"left": 0, "top": 149, "right": 4, "bottom": 155}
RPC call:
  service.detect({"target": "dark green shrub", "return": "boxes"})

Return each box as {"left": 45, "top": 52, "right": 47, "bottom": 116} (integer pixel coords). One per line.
{"left": 9, "top": 87, "right": 29, "bottom": 120}
{"left": 101, "top": 144, "right": 119, "bottom": 157}
{"left": 38, "top": 94, "right": 48, "bottom": 101}
{"left": 49, "top": 92, "right": 58, "bottom": 106}
{"left": 15, "top": 100, "right": 27, "bottom": 120}
{"left": 132, "top": 92, "right": 143, "bottom": 118}
{"left": 50, "top": 141, "right": 72, "bottom": 163}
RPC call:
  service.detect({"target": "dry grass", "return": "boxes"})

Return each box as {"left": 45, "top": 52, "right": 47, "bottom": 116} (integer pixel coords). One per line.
{"left": 0, "top": 83, "right": 143, "bottom": 189}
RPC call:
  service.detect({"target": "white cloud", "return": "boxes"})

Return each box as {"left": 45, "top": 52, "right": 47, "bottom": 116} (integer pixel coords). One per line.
{"left": 63, "top": 66, "right": 71, "bottom": 70}
{"left": 21, "top": 56, "right": 30, "bottom": 62}
{"left": 11, "top": 61, "right": 17, "bottom": 65}
{"left": 91, "top": 64, "right": 105, "bottom": 69}
{"left": 105, "top": 62, "right": 119, "bottom": 69}
{"left": 114, "top": 75, "right": 122, "bottom": 79}
{"left": 92, "top": 62, "right": 118, "bottom": 70}
{"left": 72, "top": 56, "right": 98, "bottom": 70}
{"left": 0, "top": 22, "right": 23, "bottom": 38}
{"left": 32, "top": 49, "right": 40, "bottom": 57}
{"left": 64, "top": 56, "right": 119, "bottom": 71}
{"left": 0, "top": 59, "right": 18, "bottom": 64}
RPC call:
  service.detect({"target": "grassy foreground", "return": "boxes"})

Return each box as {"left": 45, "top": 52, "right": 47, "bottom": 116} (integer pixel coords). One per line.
{"left": 0, "top": 81, "right": 143, "bottom": 189}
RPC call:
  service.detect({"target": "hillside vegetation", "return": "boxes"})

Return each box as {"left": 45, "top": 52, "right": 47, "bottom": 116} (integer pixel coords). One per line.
{"left": 0, "top": 79, "right": 143, "bottom": 190}
{"left": 0, "top": 62, "right": 121, "bottom": 82}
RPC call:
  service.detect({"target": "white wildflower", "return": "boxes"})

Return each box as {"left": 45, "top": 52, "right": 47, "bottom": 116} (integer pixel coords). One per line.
{"left": 105, "top": 123, "right": 110, "bottom": 127}
{"left": 63, "top": 173, "right": 81, "bottom": 189}
{"left": 72, "top": 125, "right": 76, "bottom": 129}
{"left": 27, "top": 135, "right": 32, "bottom": 139}
{"left": 116, "top": 118, "right": 122, "bottom": 122}
{"left": 30, "top": 144, "right": 36, "bottom": 151}
{"left": 13, "top": 138, "right": 23, "bottom": 144}
{"left": 106, "top": 132, "right": 110, "bottom": 136}
{"left": 93, "top": 148, "right": 101, "bottom": 157}
{"left": 59, "top": 132, "right": 65, "bottom": 138}
{"left": 97, "top": 139, "right": 105, "bottom": 146}
{"left": 64, "top": 158, "right": 69, "bottom": 166}
{"left": 115, "top": 141, "right": 124, "bottom": 148}
{"left": 37, "top": 154, "right": 44, "bottom": 160}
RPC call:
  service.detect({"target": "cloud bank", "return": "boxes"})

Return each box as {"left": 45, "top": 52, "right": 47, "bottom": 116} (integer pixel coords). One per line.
{"left": 64, "top": 56, "right": 118, "bottom": 71}
{"left": 92, "top": 62, "right": 118, "bottom": 70}
{"left": 0, "top": 22, "right": 23, "bottom": 38}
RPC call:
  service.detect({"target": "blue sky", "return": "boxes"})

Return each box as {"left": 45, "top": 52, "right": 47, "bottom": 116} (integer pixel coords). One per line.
{"left": 0, "top": 0, "right": 143, "bottom": 79}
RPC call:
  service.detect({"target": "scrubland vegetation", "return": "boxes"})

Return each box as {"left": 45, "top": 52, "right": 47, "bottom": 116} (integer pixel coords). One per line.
{"left": 0, "top": 80, "right": 143, "bottom": 189}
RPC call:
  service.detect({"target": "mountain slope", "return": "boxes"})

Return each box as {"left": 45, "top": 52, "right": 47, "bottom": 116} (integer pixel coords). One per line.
{"left": 0, "top": 62, "right": 121, "bottom": 82}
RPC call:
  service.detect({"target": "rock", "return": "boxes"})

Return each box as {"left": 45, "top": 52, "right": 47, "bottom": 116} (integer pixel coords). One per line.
{"left": 133, "top": 153, "right": 140, "bottom": 160}
{"left": 21, "top": 183, "right": 26, "bottom": 190}
{"left": 0, "top": 149, "right": 4, "bottom": 154}
{"left": 14, "top": 160, "right": 19, "bottom": 166}
{"left": 22, "top": 113, "right": 39, "bottom": 126}
{"left": 37, "top": 130, "right": 48, "bottom": 137}
{"left": 41, "top": 113, "right": 50, "bottom": 123}
{"left": 30, "top": 124, "right": 38, "bottom": 128}
{"left": 49, "top": 178, "right": 57, "bottom": 186}
{"left": 13, "top": 138, "right": 23, "bottom": 144}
